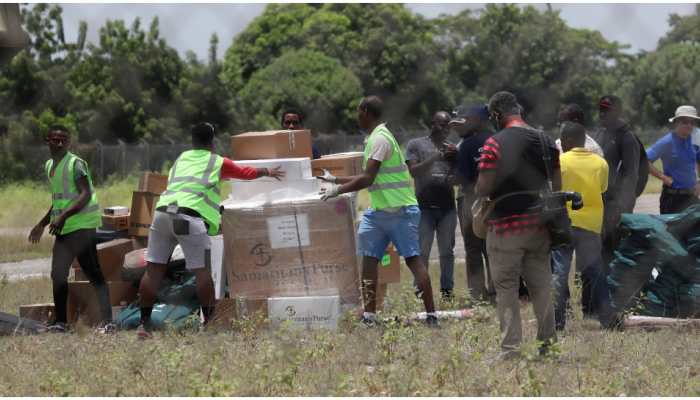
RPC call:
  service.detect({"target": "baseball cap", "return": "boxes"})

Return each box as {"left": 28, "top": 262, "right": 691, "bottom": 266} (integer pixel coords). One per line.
{"left": 450, "top": 104, "right": 489, "bottom": 124}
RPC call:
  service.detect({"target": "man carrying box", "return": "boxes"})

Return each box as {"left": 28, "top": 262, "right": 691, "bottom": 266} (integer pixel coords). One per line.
{"left": 318, "top": 96, "right": 438, "bottom": 327}
{"left": 29, "top": 125, "right": 113, "bottom": 333}
{"left": 136, "top": 122, "right": 284, "bottom": 339}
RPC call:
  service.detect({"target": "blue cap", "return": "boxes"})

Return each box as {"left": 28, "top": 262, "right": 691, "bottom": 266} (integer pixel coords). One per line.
{"left": 451, "top": 104, "right": 489, "bottom": 123}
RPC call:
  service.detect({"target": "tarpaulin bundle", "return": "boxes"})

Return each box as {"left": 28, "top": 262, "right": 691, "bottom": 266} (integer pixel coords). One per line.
{"left": 608, "top": 204, "right": 700, "bottom": 317}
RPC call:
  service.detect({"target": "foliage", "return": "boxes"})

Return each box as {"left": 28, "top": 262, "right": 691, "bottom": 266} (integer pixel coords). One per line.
{"left": 1, "top": 3, "right": 699, "bottom": 182}
{"left": 236, "top": 49, "right": 362, "bottom": 132}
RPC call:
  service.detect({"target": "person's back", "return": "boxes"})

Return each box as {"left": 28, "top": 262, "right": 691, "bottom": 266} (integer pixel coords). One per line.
{"left": 560, "top": 150, "right": 608, "bottom": 234}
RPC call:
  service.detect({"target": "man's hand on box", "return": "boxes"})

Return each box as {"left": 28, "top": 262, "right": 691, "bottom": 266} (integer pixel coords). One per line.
{"left": 319, "top": 185, "right": 340, "bottom": 201}
{"left": 267, "top": 166, "right": 285, "bottom": 181}
{"left": 316, "top": 169, "right": 338, "bottom": 184}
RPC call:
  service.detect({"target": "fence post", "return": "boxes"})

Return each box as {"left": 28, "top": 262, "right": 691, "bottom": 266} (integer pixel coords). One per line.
{"left": 141, "top": 139, "right": 150, "bottom": 171}
{"left": 117, "top": 139, "right": 126, "bottom": 177}
{"left": 94, "top": 139, "right": 103, "bottom": 183}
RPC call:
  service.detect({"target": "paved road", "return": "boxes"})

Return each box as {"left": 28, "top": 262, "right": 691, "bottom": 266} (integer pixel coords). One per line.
{"left": 0, "top": 194, "right": 661, "bottom": 280}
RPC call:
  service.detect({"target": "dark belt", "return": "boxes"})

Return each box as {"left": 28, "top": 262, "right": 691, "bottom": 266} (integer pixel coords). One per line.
{"left": 156, "top": 205, "right": 202, "bottom": 219}
{"left": 662, "top": 187, "right": 696, "bottom": 195}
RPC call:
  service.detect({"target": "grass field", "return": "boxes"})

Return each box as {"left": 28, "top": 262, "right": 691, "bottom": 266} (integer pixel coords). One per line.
{"left": 1, "top": 264, "right": 699, "bottom": 396}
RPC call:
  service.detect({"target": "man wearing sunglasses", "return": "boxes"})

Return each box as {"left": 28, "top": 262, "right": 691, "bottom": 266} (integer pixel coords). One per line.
{"left": 29, "top": 125, "right": 114, "bottom": 333}
{"left": 646, "top": 105, "right": 700, "bottom": 214}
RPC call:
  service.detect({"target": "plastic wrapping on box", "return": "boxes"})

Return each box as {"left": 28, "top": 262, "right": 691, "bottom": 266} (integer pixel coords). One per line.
{"left": 227, "top": 178, "right": 321, "bottom": 203}
{"left": 231, "top": 158, "right": 312, "bottom": 181}
{"left": 222, "top": 194, "right": 361, "bottom": 305}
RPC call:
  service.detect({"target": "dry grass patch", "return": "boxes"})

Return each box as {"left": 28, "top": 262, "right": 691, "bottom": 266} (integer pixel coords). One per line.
{"left": 1, "top": 267, "right": 699, "bottom": 396}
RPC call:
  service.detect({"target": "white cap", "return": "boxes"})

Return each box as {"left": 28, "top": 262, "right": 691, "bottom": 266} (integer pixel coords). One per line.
{"left": 669, "top": 105, "right": 700, "bottom": 123}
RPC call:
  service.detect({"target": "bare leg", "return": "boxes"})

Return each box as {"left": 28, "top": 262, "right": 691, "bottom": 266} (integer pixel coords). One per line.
{"left": 361, "top": 256, "right": 379, "bottom": 313}
{"left": 194, "top": 268, "right": 215, "bottom": 323}
{"left": 138, "top": 262, "right": 167, "bottom": 324}
{"left": 405, "top": 255, "right": 436, "bottom": 313}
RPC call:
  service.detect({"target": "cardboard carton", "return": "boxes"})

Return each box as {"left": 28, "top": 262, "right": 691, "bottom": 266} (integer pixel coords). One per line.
{"left": 129, "top": 191, "right": 160, "bottom": 237}
{"left": 67, "top": 281, "right": 138, "bottom": 325}
{"left": 268, "top": 295, "right": 341, "bottom": 330}
{"left": 231, "top": 130, "right": 312, "bottom": 160}
{"left": 19, "top": 303, "right": 55, "bottom": 324}
{"left": 376, "top": 283, "right": 388, "bottom": 311}
{"left": 378, "top": 245, "right": 401, "bottom": 284}
{"left": 138, "top": 172, "right": 168, "bottom": 194}
{"left": 311, "top": 152, "right": 364, "bottom": 177}
{"left": 104, "top": 206, "right": 129, "bottom": 216}
{"left": 102, "top": 214, "right": 130, "bottom": 231}
{"left": 222, "top": 195, "right": 361, "bottom": 304}
{"left": 72, "top": 238, "right": 134, "bottom": 282}
{"left": 210, "top": 235, "right": 225, "bottom": 299}
{"left": 228, "top": 178, "right": 320, "bottom": 203}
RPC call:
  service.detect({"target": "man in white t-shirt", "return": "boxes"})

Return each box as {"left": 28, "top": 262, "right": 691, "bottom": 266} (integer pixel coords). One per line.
{"left": 554, "top": 104, "right": 604, "bottom": 157}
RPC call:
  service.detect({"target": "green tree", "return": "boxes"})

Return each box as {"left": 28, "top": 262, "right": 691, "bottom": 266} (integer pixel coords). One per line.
{"left": 236, "top": 49, "right": 362, "bottom": 133}
{"left": 624, "top": 42, "right": 700, "bottom": 128}
{"left": 658, "top": 4, "right": 700, "bottom": 48}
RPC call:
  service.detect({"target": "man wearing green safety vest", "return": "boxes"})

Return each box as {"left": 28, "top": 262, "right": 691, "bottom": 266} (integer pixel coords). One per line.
{"left": 136, "top": 122, "right": 284, "bottom": 339}
{"left": 318, "top": 96, "right": 438, "bottom": 326}
{"left": 29, "top": 125, "right": 114, "bottom": 333}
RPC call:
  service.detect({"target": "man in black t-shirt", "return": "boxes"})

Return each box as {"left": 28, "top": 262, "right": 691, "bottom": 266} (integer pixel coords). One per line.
{"left": 452, "top": 105, "right": 495, "bottom": 302}
{"left": 405, "top": 111, "right": 458, "bottom": 299}
{"left": 476, "top": 91, "right": 559, "bottom": 358}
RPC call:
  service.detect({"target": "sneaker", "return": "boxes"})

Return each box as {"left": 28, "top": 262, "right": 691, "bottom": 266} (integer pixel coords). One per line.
{"left": 440, "top": 289, "right": 454, "bottom": 302}
{"left": 360, "top": 316, "right": 377, "bottom": 328}
{"left": 96, "top": 322, "right": 117, "bottom": 335}
{"left": 46, "top": 322, "right": 67, "bottom": 333}
{"left": 136, "top": 323, "right": 153, "bottom": 340}
{"left": 425, "top": 315, "right": 439, "bottom": 328}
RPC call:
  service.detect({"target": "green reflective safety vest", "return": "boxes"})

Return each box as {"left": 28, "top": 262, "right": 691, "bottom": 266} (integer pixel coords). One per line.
{"left": 45, "top": 152, "right": 101, "bottom": 235}
{"left": 363, "top": 124, "right": 417, "bottom": 210}
{"left": 157, "top": 149, "right": 224, "bottom": 235}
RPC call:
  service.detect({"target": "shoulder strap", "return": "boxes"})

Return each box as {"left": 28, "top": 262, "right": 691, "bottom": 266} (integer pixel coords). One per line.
{"left": 536, "top": 130, "right": 554, "bottom": 193}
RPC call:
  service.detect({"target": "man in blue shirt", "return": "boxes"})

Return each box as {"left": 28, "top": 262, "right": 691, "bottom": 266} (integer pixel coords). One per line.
{"left": 450, "top": 105, "right": 495, "bottom": 302}
{"left": 646, "top": 105, "right": 700, "bottom": 214}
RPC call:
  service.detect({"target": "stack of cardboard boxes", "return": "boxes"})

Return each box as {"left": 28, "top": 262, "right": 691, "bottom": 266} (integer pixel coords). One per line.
{"left": 219, "top": 130, "right": 402, "bottom": 329}
{"left": 63, "top": 172, "right": 168, "bottom": 326}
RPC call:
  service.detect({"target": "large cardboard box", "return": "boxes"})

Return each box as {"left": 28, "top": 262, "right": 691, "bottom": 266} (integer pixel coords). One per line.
{"left": 222, "top": 195, "right": 361, "bottom": 304}
{"left": 102, "top": 214, "right": 130, "bottom": 231}
{"left": 378, "top": 245, "right": 401, "bottom": 284}
{"left": 72, "top": 238, "right": 134, "bottom": 282}
{"left": 129, "top": 191, "right": 160, "bottom": 237}
{"left": 19, "top": 303, "right": 55, "bottom": 324}
{"left": 311, "top": 152, "right": 364, "bottom": 177}
{"left": 67, "top": 281, "right": 138, "bottom": 325}
{"left": 138, "top": 172, "right": 168, "bottom": 194}
{"left": 231, "top": 130, "right": 312, "bottom": 160}
{"left": 268, "top": 295, "right": 341, "bottom": 330}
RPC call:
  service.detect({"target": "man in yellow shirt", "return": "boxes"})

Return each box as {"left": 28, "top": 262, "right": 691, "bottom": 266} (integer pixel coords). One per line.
{"left": 552, "top": 122, "right": 613, "bottom": 330}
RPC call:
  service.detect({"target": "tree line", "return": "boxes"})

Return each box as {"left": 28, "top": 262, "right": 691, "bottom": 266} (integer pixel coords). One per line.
{"left": 1, "top": 3, "right": 700, "bottom": 182}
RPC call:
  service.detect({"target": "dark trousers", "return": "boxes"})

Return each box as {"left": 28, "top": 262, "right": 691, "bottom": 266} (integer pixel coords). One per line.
{"left": 551, "top": 228, "right": 611, "bottom": 329}
{"left": 457, "top": 196, "right": 494, "bottom": 301}
{"left": 51, "top": 228, "right": 112, "bottom": 324}
{"left": 660, "top": 187, "right": 698, "bottom": 214}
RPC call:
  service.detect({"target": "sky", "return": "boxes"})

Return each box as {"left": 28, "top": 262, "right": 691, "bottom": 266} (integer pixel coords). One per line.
{"left": 51, "top": 3, "right": 698, "bottom": 61}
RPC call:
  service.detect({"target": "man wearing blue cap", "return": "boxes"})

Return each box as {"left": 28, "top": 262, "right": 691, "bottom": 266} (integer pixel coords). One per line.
{"left": 450, "top": 105, "right": 495, "bottom": 302}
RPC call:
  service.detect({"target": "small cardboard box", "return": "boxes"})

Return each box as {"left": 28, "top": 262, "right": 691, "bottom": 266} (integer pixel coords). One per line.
{"left": 104, "top": 206, "right": 129, "bottom": 216}
{"left": 231, "top": 130, "right": 312, "bottom": 160}
{"left": 67, "top": 281, "right": 138, "bottom": 325}
{"left": 378, "top": 245, "right": 401, "bottom": 284}
{"left": 102, "top": 214, "right": 130, "bottom": 231}
{"left": 210, "top": 297, "right": 268, "bottom": 327}
{"left": 138, "top": 172, "right": 168, "bottom": 194}
{"left": 72, "top": 238, "right": 134, "bottom": 282}
{"left": 268, "top": 295, "right": 341, "bottom": 330}
{"left": 129, "top": 191, "right": 160, "bottom": 237}
{"left": 19, "top": 303, "right": 55, "bottom": 324}
{"left": 311, "top": 152, "right": 364, "bottom": 177}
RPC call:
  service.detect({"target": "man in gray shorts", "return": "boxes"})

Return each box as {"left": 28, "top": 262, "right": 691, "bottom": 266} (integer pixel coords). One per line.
{"left": 136, "top": 122, "right": 284, "bottom": 339}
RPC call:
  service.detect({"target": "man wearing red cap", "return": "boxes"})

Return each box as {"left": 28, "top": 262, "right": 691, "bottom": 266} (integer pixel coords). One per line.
{"left": 590, "top": 95, "right": 646, "bottom": 275}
